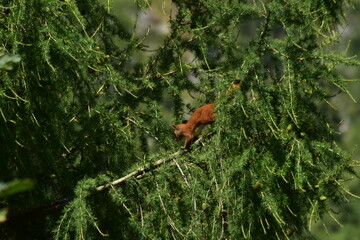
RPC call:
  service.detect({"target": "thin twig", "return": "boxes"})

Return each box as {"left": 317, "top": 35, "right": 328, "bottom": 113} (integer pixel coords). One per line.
{"left": 173, "top": 159, "right": 191, "bottom": 188}
{"left": 155, "top": 178, "right": 184, "bottom": 238}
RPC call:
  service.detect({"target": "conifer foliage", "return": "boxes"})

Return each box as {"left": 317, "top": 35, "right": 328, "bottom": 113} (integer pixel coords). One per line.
{"left": 0, "top": 0, "right": 359, "bottom": 239}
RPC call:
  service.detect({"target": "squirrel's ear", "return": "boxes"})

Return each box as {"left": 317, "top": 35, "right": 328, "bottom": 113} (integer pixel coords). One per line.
{"left": 172, "top": 125, "right": 178, "bottom": 130}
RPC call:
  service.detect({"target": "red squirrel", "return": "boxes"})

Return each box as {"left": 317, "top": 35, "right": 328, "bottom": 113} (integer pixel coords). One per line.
{"left": 172, "top": 83, "right": 240, "bottom": 149}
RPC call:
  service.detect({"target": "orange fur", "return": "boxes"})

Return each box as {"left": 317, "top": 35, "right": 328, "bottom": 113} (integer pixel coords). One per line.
{"left": 172, "top": 83, "right": 240, "bottom": 149}
{"left": 232, "top": 83, "right": 240, "bottom": 89}
{"left": 172, "top": 103, "right": 215, "bottom": 149}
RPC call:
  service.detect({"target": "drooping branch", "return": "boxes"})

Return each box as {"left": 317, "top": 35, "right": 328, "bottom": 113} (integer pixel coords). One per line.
{"left": 5, "top": 132, "right": 212, "bottom": 223}
{"left": 5, "top": 150, "right": 183, "bottom": 223}
{"left": 95, "top": 136, "right": 208, "bottom": 191}
{"left": 96, "top": 151, "right": 181, "bottom": 191}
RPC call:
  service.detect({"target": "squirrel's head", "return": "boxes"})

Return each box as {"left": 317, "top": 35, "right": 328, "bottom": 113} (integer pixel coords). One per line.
{"left": 172, "top": 124, "right": 186, "bottom": 140}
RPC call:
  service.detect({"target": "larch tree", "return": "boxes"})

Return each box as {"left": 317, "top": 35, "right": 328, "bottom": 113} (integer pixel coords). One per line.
{"left": 0, "top": 0, "right": 359, "bottom": 239}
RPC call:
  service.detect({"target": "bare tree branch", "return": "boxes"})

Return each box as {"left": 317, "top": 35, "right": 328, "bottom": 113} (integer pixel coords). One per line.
{"left": 96, "top": 151, "right": 181, "bottom": 191}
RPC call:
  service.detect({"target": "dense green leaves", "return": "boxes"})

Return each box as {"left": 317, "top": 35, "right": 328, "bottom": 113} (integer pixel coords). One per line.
{"left": 0, "top": 0, "right": 359, "bottom": 239}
